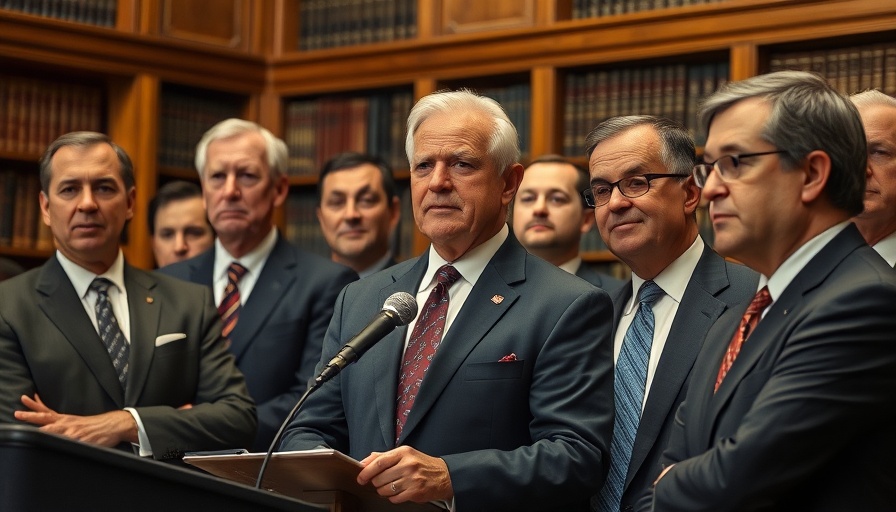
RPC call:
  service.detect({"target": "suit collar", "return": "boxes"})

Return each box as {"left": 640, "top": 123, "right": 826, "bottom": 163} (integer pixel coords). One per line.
{"left": 396, "top": 236, "right": 525, "bottom": 445}
{"left": 627, "top": 246, "right": 731, "bottom": 484}
{"left": 710, "top": 225, "right": 867, "bottom": 415}
{"left": 227, "top": 236, "right": 297, "bottom": 361}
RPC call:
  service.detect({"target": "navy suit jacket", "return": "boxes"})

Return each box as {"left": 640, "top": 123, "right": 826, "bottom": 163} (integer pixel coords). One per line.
{"left": 576, "top": 262, "right": 625, "bottom": 293}
{"left": 280, "top": 234, "right": 615, "bottom": 512}
{"left": 649, "top": 224, "right": 896, "bottom": 511}
{"left": 0, "top": 256, "right": 256, "bottom": 459}
{"left": 611, "top": 243, "right": 758, "bottom": 511}
{"left": 161, "top": 234, "right": 357, "bottom": 451}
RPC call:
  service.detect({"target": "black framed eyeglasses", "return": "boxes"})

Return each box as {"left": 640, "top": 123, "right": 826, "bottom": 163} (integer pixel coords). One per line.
{"left": 692, "top": 150, "right": 788, "bottom": 188}
{"left": 582, "top": 173, "right": 686, "bottom": 207}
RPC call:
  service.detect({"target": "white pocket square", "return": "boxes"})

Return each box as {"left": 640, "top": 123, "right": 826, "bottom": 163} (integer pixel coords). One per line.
{"left": 155, "top": 333, "right": 187, "bottom": 347}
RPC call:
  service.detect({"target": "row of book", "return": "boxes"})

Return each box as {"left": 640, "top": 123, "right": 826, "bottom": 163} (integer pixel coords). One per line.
{"left": 476, "top": 83, "right": 531, "bottom": 160}
{"left": 284, "top": 184, "right": 416, "bottom": 261}
{"left": 299, "top": 0, "right": 417, "bottom": 51}
{"left": 769, "top": 41, "right": 896, "bottom": 96}
{"left": 0, "top": 0, "right": 116, "bottom": 27}
{"left": 284, "top": 90, "right": 414, "bottom": 176}
{"left": 571, "top": 0, "right": 725, "bottom": 18}
{"left": 157, "top": 86, "right": 245, "bottom": 170}
{"left": 563, "top": 61, "right": 729, "bottom": 156}
{"left": 0, "top": 170, "right": 52, "bottom": 251}
{"left": 0, "top": 76, "right": 104, "bottom": 157}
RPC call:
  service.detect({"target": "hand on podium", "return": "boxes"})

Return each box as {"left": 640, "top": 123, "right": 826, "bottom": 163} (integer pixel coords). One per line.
{"left": 358, "top": 446, "right": 453, "bottom": 504}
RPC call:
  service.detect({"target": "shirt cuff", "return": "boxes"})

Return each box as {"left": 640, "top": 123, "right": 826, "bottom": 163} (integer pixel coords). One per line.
{"left": 124, "top": 407, "right": 153, "bottom": 457}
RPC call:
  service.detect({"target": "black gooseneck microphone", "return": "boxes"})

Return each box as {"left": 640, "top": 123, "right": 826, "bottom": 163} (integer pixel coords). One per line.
{"left": 254, "top": 291, "right": 418, "bottom": 490}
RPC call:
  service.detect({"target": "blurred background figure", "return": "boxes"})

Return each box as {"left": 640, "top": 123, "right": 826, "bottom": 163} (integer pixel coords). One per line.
{"left": 317, "top": 152, "right": 400, "bottom": 277}
{"left": 513, "top": 154, "right": 623, "bottom": 291}
{"left": 148, "top": 180, "right": 214, "bottom": 268}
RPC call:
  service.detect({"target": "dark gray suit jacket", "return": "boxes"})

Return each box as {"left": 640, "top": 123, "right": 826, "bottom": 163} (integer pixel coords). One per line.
{"left": 161, "top": 234, "right": 357, "bottom": 451}
{"left": 281, "top": 234, "right": 615, "bottom": 512}
{"left": 0, "top": 256, "right": 256, "bottom": 460}
{"left": 612, "top": 243, "right": 759, "bottom": 511}
{"left": 649, "top": 224, "right": 896, "bottom": 511}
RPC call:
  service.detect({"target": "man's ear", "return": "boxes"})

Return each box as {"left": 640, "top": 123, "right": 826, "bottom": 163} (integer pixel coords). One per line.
{"left": 801, "top": 150, "right": 831, "bottom": 204}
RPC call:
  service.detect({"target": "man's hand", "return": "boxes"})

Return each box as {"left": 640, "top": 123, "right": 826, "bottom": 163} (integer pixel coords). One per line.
{"left": 357, "top": 445, "right": 453, "bottom": 504}
{"left": 14, "top": 394, "right": 138, "bottom": 447}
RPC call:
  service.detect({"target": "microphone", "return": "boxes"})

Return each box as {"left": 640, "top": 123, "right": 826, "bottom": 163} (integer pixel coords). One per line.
{"left": 315, "top": 291, "right": 418, "bottom": 385}
{"left": 254, "top": 291, "right": 417, "bottom": 490}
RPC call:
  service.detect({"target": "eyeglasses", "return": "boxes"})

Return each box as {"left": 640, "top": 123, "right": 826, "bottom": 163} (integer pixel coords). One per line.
{"left": 582, "top": 174, "right": 686, "bottom": 207}
{"left": 692, "top": 150, "right": 788, "bottom": 188}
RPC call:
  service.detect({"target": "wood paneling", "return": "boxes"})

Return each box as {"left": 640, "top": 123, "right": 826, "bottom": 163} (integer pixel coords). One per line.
{"left": 436, "top": 0, "right": 535, "bottom": 35}
{"left": 157, "top": 0, "right": 250, "bottom": 51}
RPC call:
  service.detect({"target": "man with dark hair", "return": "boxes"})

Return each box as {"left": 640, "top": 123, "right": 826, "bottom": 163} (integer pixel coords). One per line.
{"left": 0, "top": 131, "right": 256, "bottom": 460}
{"left": 148, "top": 180, "right": 214, "bottom": 268}
{"left": 317, "top": 152, "right": 400, "bottom": 276}
{"left": 584, "top": 116, "right": 758, "bottom": 512}
{"left": 280, "top": 90, "right": 613, "bottom": 511}
{"left": 513, "top": 154, "right": 623, "bottom": 291}
{"left": 647, "top": 71, "right": 896, "bottom": 511}
{"left": 161, "top": 119, "right": 357, "bottom": 452}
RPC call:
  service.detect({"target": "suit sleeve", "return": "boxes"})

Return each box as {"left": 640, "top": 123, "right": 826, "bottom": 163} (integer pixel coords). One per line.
{"left": 136, "top": 286, "right": 258, "bottom": 459}
{"left": 651, "top": 277, "right": 896, "bottom": 511}
{"left": 443, "top": 288, "right": 615, "bottom": 511}
{"left": 0, "top": 299, "right": 37, "bottom": 424}
{"left": 278, "top": 284, "right": 353, "bottom": 452}
{"left": 253, "top": 264, "right": 357, "bottom": 450}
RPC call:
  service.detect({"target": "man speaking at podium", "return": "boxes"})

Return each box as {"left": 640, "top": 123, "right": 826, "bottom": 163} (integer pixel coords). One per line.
{"left": 280, "top": 90, "right": 614, "bottom": 511}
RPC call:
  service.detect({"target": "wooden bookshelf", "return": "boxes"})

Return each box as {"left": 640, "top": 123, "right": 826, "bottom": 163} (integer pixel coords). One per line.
{"left": 2, "top": 0, "right": 895, "bottom": 272}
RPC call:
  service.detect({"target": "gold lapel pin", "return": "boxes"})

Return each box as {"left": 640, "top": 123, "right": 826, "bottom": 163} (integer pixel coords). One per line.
{"left": 146, "top": 297, "right": 154, "bottom": 304}
{"left": 490, "top": 294, "right": 504, "bottom": 304}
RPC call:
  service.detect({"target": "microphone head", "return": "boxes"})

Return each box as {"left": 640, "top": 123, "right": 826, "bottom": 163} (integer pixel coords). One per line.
{"left": 383, "top": 292, "right": 418, "bottom": 325}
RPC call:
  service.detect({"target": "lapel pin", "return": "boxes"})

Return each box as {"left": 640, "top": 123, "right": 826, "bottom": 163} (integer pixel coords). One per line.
{"left": 146, "top": 297, "right": 154, "bottom": 304}
{"left": 490, "top": 294, "right": 504, "bottom": 304}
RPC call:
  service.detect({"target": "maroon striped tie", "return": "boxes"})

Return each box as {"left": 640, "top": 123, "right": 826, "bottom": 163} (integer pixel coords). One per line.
{"left": 395, "top": 264, "right": 461, "bottom": 443}
{"left": 218, "top": 262, "right": 248, "bottom": 338}
{"left": 715, "top": 286, "right": 772, "bottom": 392}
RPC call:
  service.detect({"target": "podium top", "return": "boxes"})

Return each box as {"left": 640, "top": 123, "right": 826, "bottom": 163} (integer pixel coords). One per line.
{"left": 185, "top": 448, "right": 445, "bottom": 512}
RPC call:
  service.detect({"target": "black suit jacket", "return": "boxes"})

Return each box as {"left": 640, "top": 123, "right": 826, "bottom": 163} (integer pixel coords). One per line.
{"left": 649, "top": 225, "right": 896, "bottom": 511}
{"left": 0, "top": 256, "right": 256, "bottom": 460}
{"left": 612, "top": 243, "right": 758, "bottom": 511}
{"left": 161, "top": 234, "right": 357, "bottom": 451}
{"left": 281, "top": 234, "right": 615, "bottom": 512}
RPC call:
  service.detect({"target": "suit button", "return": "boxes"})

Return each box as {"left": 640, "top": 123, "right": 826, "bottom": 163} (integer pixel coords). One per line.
{"left": 623, "top": 506, "right": 634, "bottom": 512}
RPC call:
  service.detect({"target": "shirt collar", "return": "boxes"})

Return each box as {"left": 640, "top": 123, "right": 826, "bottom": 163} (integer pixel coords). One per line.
{"left": 213, "top": 227, "right": 278, "bottom": 281}
{"left": 765, "top": 221, "right": 850, "bottom": 302}
{"left": 419, "top": 224, "right": 509, "bottom": 292}
{"left": 559, "top": 256, "right": 583, "bottom": 275}
{"left": 872, "top": 229, "right": 896, "bottom": 267}
{"left": 627, "top": 236, "right": 704, "bottom": 314}
{"left": 57, "top": 249, "right": 127, "bottom": 298}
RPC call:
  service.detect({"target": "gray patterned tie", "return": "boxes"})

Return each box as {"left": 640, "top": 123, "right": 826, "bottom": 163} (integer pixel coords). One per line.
{"left": 594, "top": 280, "right": 664, "bottom": 512}
{"left": 90, "top": 278, "right": 129, "bottom": 390}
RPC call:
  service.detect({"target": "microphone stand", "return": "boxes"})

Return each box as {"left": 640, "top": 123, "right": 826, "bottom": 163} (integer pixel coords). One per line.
{"left": 254, "top": 380, "right": 321, "bottom": 490}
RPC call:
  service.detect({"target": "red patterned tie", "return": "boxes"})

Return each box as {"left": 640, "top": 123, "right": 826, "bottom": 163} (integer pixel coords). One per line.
{"left": 715, "top": 286, "right": 772, "bottom": 392}
{"left": 395, "top": 264, "right": 461, "bottom": 442}
{"left": 218, "top": 262, "right": 248, "bottom": 338}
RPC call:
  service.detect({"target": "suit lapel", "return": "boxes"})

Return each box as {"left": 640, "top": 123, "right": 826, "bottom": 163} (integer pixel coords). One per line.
{"left": 36, "top": 257, "right": 124, "bottom": 405}
{"left": 230, "top": 239, "right": 297, "bottom": 361}
{"left": 122, "top": 266, "right": 159, "bottom": 405}
{"left": 708, "top": 225, "right": 866, "bottom": 426}
{"left": 373, "top": 256, "right": 428, "bottom": 447}
{"left": 397, "top": 238, "right": 524, "bottom": 444}
{"left": 628, "top": 248, "right": 729, "bottom": 484}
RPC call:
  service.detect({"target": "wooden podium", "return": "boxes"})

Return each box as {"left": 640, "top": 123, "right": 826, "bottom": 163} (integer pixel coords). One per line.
{"left": 0, "top": 424, "right": 320, "bottom": 511}
{"left": 184, "top": 449, "right": 444, "bottom": 512}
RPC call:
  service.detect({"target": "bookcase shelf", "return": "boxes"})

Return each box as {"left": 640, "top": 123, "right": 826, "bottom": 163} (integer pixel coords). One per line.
{"left": 1, "top": 0, "right": 895, "bottom": 275}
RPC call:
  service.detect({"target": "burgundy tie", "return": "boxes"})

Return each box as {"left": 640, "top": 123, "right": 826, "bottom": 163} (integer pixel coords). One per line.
{"left": 715, "top": 286, "right": 772, "bottom": 392}
{"left": 395, "top": 265, "right": 461, "bottom": 442}
{"left": 218, "top": 262, "right": 248, "bottom": 338}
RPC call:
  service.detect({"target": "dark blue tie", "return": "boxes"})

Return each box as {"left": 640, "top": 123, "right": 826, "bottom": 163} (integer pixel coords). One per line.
{"left": 91, "top": 278, "right": 129, "bottom": 390}
{"left": 595, "top": 280, "right": 664, "bottom": 512}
